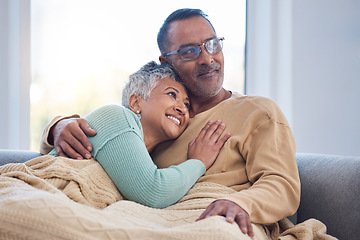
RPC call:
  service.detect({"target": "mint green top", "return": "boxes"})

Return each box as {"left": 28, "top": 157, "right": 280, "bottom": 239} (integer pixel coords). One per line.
{"left": 49, "top": 104, "right": 205, "bottom": 208}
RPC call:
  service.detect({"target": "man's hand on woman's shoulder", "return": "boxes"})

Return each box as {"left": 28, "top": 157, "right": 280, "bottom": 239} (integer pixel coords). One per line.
{"left": 50, "top": 118, "right": 96, "bottom": 160}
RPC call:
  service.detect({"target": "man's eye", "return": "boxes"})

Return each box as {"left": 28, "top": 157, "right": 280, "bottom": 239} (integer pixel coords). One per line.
{"left": 180, "top": 46, "right": 197, "bottom": 55}
{"left": 186, "top": 48, "right": 197, "bottom": 53}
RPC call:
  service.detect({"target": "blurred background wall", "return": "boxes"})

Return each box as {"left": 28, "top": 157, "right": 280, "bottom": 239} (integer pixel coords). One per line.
{"left": 246, "top": 0, "right": 360, "bottom": 156}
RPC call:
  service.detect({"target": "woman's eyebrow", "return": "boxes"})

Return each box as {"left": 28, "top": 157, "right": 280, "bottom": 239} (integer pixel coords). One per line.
{"left": 165, "top": 87, "right": 189, "bottom": 103}
{"left": 164, "top": 87, "right": 179, "bottom": 93}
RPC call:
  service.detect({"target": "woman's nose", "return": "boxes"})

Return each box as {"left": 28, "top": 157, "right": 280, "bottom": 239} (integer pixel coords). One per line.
{"left": 174, "top": 104, "right": 187, "bottom": 114}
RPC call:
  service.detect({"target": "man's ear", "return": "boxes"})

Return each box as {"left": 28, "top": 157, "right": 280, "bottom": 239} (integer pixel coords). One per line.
{"left": 128, "top": 94, "right": 142, "bottom": 113}
{"left": 159, "top": 55, "right": 169, "bottom": 63}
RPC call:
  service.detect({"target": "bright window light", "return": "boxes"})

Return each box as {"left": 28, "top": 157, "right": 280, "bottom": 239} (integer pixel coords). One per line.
{"left": 30, "top": 0, "right": 246, "bottom": 150}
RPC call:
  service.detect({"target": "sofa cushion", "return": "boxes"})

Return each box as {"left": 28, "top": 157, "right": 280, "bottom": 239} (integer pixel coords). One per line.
{"left": 296, "top": 153, "right": 360, "bottom": 240}
{"left": 0, "top": 149, "right": 41, "bottom": 165}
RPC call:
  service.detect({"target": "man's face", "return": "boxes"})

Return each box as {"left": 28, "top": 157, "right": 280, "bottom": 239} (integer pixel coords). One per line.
{"left": 164, "top": 16, "right": 225, "bottom": 99}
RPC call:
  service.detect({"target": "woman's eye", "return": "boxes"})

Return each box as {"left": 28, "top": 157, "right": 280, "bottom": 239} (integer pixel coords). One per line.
{"left": 184, "top": 102, "right": 190, "bottom": 110}
{"left": 167, "top": 91, "right": 176, "bottom": 98}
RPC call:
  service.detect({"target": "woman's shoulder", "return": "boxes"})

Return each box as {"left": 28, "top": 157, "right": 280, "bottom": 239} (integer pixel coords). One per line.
{"left": 84, "top": 104, "right": 142, "bottom": 134}
{"left": 86, "top": 104, "right": 135, "bottom": 118}
{"left": 87, "top": 104, "right": 125, "bottom": 115}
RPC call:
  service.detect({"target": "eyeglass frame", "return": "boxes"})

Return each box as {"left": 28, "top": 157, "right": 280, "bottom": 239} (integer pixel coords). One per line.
{"left": 163, "top": 37, "right": 225, "bottom": 61}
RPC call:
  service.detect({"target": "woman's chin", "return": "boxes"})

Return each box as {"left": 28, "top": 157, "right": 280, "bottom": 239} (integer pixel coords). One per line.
{"left": 165, "top": 130, "right": 182, "bottom": 140}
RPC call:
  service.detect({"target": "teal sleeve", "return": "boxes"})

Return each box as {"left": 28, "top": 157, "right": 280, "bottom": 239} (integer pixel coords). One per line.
{"left": 96, "top": 132, "right": 205, "bottom": 208}
{"left": 85, "top": 105, "right": 206, "bottom": 208}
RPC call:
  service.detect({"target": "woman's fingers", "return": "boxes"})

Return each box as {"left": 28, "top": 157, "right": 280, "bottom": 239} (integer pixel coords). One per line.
{"left": 187, "top": 119, "right": 230, "bottom": 169}
{"left": 197, "top": 120, "right": 226, "bottom": 142}
{"left": 216, "top": 132, "right": 231, "bottom": 148}
{"left": 196, "top": 120, "right": 214, "bottom": 139}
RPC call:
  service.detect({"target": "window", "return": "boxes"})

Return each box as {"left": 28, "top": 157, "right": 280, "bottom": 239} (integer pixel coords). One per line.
{"left": 30, "top": 0, "right": 246, "bottom": 150}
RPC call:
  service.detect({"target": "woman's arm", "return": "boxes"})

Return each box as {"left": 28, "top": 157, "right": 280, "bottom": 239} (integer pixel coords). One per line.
{"left": 83, "top": 104, "right": 206, "bottom": 208}
{"left": 85, "top": 104, "right": 229, "bottom": 209}
{"left": 95, "top": 130, "right": 205, "bottom": 208}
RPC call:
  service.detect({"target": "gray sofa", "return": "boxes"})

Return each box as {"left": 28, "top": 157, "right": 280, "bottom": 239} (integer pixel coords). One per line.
{"left": 0, "top": 150, "right": 359, "bottom": 240}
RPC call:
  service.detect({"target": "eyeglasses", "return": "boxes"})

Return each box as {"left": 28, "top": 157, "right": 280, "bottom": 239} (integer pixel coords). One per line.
{"left": 164, "top": 37, "right": 224, "bottom": 61}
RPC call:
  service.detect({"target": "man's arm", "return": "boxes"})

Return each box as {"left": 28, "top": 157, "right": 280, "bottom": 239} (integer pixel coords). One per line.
{"left": 40, "top": 115, "right": 96, "bottom": 159}
{"left": 196, "top": 97, "right": 299, "bottom": 239}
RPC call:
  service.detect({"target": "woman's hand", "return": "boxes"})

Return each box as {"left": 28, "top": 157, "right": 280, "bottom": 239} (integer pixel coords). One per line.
{"left": 187, "top": 120, "right": 230, "bottom": 169}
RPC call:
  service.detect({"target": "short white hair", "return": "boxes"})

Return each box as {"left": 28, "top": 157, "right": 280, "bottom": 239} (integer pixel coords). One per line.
{"left": 122, "top": 61, "right": 183, "bottom": 108}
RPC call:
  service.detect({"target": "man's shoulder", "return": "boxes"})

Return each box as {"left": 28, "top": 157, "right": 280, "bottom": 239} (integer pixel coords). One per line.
{"left": 227, "top": 93, "right": 278, "bottom": 110}
{"left": 224, "top": 93, "right": 287, "bottom": 122}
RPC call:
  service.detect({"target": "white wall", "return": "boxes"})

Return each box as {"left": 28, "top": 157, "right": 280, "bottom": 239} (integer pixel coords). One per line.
{"left": 247, "top": 0, "right": 360, "bottom": 156}
{"left": 0, "top": 0, "right": 31, "bottom": 150}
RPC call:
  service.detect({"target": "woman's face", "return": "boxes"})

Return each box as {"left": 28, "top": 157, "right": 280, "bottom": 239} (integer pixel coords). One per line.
{"left": 139, "top": 77, "right": 190, "bottom": 142}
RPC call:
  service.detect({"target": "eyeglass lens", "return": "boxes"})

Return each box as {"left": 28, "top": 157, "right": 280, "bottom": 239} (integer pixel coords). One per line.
{"left": 179, "top": 38, "right": 223, "bottom": 60}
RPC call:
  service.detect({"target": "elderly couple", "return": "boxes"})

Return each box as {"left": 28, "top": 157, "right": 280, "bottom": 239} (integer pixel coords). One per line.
{"left": 2, "top": 8, "right": 318, "bottom": 240}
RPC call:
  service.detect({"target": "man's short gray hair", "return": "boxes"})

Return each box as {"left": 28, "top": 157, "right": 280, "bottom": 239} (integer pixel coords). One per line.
{"left": 122, "top": 61, "right": 183, "bottom": 108}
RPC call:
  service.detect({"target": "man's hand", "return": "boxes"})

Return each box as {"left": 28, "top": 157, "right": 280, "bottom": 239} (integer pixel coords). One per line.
{"left": 196, "top": 200, "right": 254, "bottom": 239}
{"left": 50, "top": 118, "right": 97, "bottom": 160}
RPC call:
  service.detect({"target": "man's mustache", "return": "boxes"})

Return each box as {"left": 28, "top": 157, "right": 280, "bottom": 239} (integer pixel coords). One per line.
{"left": 194, "top": 63, "right": 221, "bottom": 76}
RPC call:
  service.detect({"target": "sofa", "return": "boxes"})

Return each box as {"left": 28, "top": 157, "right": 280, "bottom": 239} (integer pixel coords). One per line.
{"left": 0, "top": 150, "right": 359, "bottom": 240}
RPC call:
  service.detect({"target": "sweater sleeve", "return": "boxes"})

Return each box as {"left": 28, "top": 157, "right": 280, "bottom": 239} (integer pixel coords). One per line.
{"left": 96, "top": 132, "right": 205, "bottom": 208}
{"left": 85, "top": 105, "right": 206, "bottom": 208}
{"left": 223, "top": 99, "right": 300, "bottom": 224}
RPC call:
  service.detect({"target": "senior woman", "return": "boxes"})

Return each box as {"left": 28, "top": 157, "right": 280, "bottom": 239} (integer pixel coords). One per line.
{"left": 44, "top": 61, "right": 230, "bottom": 208}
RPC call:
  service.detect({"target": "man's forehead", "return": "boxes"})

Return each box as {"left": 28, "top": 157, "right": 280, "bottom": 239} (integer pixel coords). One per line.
{"left": 167, "top": 16, "right": 216, "bottom": 46}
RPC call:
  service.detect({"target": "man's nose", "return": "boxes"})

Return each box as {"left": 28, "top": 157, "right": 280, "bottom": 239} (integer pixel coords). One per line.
{"left": 197, "top": 45, "right": 214, "bottom": 65}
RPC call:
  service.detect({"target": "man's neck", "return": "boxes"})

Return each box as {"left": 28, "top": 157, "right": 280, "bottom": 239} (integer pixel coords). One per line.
{"left": 189, "top": 88, "right": 232, "bottom": 118}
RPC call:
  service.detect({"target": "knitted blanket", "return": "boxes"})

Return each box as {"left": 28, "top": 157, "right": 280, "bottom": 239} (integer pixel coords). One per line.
{"left": 0, "top": 155, "right": 336, "bottom": 240}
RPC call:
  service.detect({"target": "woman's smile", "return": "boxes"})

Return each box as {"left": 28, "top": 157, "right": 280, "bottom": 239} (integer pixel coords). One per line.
{"left": 166, "top": 114, "right": 181, "bottom": 126}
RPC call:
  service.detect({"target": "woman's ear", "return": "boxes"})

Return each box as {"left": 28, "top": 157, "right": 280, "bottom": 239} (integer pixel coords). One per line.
{"left": 128, "top": 94, "right": 142, "bottom": 113}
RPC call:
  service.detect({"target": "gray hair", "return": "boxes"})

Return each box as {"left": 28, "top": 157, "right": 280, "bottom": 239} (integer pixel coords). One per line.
{"left": 157, "top": 8, "right": 214, "bottom": 55}
{"left": 122, "top": 61, "right": 183, "bottom": 108}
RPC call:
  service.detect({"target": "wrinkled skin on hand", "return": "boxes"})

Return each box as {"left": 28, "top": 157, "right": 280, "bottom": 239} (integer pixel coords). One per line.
{"left": 50, "top": 118, "right": 96, "bottom": 159}
{"left": 196, "top": 199, "right": 254, "bottom": 239}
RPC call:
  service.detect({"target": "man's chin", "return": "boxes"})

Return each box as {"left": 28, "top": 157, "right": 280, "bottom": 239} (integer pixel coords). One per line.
{"left": 194, "top": 82, "right": 223, "bottom": 97}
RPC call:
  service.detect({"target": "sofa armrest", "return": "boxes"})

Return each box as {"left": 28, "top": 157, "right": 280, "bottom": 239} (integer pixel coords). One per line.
{"left": 296, "top": 153, "right": 360, "bottom": 240}
{"left": 0, "top": 149, "right": 42, "bottom": 166}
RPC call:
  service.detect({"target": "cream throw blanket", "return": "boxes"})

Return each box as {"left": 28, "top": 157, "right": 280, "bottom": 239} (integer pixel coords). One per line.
{"left": 0, "top": 156, "right": 337, "bottom": 240}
